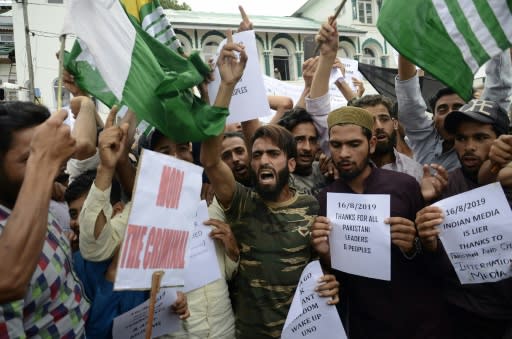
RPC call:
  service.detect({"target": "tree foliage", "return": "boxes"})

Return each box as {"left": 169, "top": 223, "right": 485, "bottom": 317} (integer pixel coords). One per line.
{"left": 160, "top": 0, "right": 191, "bottom": 10}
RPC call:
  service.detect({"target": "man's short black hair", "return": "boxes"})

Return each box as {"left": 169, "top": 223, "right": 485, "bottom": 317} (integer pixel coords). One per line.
{"left": 277, "top": 108, "right": 316, "bottom": 134}
{"left": 251, "top": 124, "right": 297, "bottom": 160}
{"left": 0, "top": 101, "right": 50, "bottom": 157}
{"left": 428, "top": 87, "right": 458, "bottom": 114}
{"left": 65, "top": 169, "right": 122, "bottom": 205}
{"left": 350, "top": 95, "right": 395, "bottom": 116}
{"left": 223, "top": 131, "right": 245, "bottom": 141}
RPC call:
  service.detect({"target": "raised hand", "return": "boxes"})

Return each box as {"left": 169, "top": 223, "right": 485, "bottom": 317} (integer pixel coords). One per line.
{"left": 63, "top": 69, "right": 88, "bottom": 97}
{"left": 218, "top": 30, "right": 248, "bottom": 86}
{"left": 420, "top": 164, "right": 448, "bottom": 202}
{"left": 206, "top": 219, "right": 239, "bottom": 262}
{"left": 302, "top": 56, "right": 319, "bottom": 88}
{"left": 237, "top": 5, "right": 253, "bottom": 32}
{"left": 30, "top": 109, "right": 76, "bottom": 176}
{"left": 315, "top": 16, "right": 339, "bottom": 57}
{"left": 98, "top": 106, "right": 129, "bottom": 171}
{"left": 318, "top": 153, "right": 339, "bottom": 180}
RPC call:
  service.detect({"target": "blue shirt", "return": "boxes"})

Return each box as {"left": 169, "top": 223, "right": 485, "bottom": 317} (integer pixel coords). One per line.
{"left": 72, "top": 253, "right": 148, "bottom": 339}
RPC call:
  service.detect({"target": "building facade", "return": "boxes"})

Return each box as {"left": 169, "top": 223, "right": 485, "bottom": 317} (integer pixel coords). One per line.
{"left": 168, "top": 0, "right": 395, "bottom": 83}
{"left": 11, "top": 0, "right": 392, "bottom": 108}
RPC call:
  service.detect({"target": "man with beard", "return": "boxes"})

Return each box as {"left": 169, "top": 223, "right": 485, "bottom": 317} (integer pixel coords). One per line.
{"left": 415, "top": 99, "right": 512, "bottom": 338}
{"left": 278, "top": 108, "right": 328, "bottom": 196}
{"left": 200, "top": 31, "right": 339, "bottom": 339}
{"left": 0, "top": 103, "right": 90, "bottom": 337}
{"left": 311, "top": 105, "right": 444, "bottom": 338}
{"left": 351, "top": 95, "right": 423, "bottom": 182}
{"left": 221, "top": 131, "right": 251, "bottom": 187}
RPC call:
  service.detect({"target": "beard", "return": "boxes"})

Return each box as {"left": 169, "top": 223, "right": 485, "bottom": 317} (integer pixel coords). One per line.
{"left": 336, "top": 145, "right": 371, "bottom": 181}
{"left": 338, "top": 156, "right": 370, "bottom": 181}
{"left": 373, "top": 130, "right": 396, "bottom": 156}
{"left": 251, "top": 165, "right": 290, "bottom": 201}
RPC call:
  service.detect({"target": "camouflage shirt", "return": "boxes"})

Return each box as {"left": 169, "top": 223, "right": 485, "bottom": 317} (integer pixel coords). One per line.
{"left": 289, "top": 161, "right": 328, "bottom": 198}
{"left": 225, "top": 183, "right": 319, "bottom": 338}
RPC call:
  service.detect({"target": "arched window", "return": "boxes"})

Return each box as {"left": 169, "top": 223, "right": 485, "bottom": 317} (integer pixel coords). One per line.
{"left": 361, "top": 47, "right": 377, "bottom": 65}
{"left": 272, "top": 43, "right": 290, "bottom": 81}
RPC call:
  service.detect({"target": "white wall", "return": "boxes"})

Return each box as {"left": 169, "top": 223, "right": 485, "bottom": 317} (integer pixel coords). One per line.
{"left": 13, "top": 0, "right": 73, "bottom": 109}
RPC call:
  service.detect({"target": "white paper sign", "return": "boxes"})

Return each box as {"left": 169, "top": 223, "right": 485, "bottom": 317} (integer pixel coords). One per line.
{"left": 183, "top": 200, "right": 222, "bottom": 292}
{"left": 327, "top": 193, "right": 391, "bottom": 281}
{"left": 282, "top": 261, "right": 347, "bottom": 339}
{"left": 113, "top": 289, "right": 180, "bottom": 339}
{"left": 434, "top": 183, "right": 512, "bottom": 284}
{"left": 115, "top": 149, "right": 203, "bottom": 290}
{"left": 208, "top": 30, "right": 270, "bottom": 124}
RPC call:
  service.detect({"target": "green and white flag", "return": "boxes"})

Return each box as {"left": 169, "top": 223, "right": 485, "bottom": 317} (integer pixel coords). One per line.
{"left": 63, "top": 0, "right": 227, "bottom": 142}
{"left": 378, "top": 0, "right": 512, "bottom": 100}
{"left": 122, "top": 0, "right": 183, "bottom": 54}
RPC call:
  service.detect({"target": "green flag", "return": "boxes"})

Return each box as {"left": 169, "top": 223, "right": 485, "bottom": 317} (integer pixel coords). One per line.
{"left": 63, "top": 0, "right": 228, "bottom": 143}
{"left": 122, "top": 0, "right": 184, "bottom": 54}
{"left": 378, "top": 0, "right": 512, "bottom": 101}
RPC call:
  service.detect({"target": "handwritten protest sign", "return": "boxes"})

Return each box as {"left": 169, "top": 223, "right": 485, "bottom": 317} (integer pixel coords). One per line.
{"left": 327, "top": 193, "right": 391, "bottom": 280}
{"left": 183, "top": 200, "right": 222, "bottom": 292}
{"left": 282, "top": 261, "right": 346, "bottom": 339}
{"left": 115, "top": 149, "right": 203, "bottom": 290}
{"left": 208, "top": 30, "right": 270, "bottom": 124}
{"left": 434, "top": 183, "right": 512, "bottom": 284}
{"left": 113, "top": 288, "right": 180, "bottom": 339}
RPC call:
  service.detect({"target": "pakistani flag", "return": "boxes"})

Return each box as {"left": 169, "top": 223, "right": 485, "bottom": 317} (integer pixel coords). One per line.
{"left": 63, "top": 0, "right": 228, "bottom": 142}
{"left": 378, "top": 0, "right": 512, "bottom": 101}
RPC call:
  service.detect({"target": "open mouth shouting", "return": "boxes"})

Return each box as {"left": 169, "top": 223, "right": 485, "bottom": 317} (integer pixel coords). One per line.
{"left": 258, "top": 168, "right": 276, "bottom": 185}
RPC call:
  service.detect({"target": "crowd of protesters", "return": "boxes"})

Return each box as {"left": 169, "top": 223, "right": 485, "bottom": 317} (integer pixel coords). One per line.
{"left": 1, "top": 9, "right": 512, "bottom": 339}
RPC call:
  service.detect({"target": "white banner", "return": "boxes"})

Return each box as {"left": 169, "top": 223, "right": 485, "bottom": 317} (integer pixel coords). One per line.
{"left": 115, "top": 149, "right": 203, "bottom": 290}
{"left": 434, "top": 183, "right": 512, "bottom": 284}
{"left": 282, "top": 261, "right": 346, "bottom": 339}
{"left": 208, "top": 30, "right": 270, "bottom": 124}
{"left": 327, "top": 193, "right": 391, "bottom": 281}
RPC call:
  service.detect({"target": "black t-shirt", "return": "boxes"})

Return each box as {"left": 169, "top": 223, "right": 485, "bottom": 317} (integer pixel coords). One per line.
{"left": 318, "top": 167, "right": 443, "bottom": 339}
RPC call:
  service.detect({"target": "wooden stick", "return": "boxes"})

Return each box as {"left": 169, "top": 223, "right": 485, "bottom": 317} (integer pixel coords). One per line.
{"left": 57, "top": 34, "right": 67, "bottom": 110}
{"left": 313, "top": 0, "right": 347, "bottom": 55}
{"left": 145, "top": 271, "right": 165, "bottom": 339}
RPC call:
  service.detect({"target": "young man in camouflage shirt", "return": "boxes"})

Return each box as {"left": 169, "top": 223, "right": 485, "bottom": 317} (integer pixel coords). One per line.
{"left": 200, "top": 33, "right": 339, "bottom": 338}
